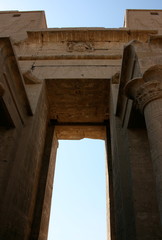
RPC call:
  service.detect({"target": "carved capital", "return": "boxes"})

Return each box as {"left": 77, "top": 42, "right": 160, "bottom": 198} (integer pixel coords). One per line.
{"left": 125, "top": 78, "right": 162, "bottom": 112}
{"left": 0, "top": 82, "right": 5, "bottom": 96}
{"left": 143, "top": 65, "right": 162, "bottom": 82}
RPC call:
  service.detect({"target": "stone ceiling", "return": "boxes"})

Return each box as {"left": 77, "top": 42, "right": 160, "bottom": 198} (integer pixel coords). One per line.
{"left": 46, "top": 78, "right": 110, "bottom": 123}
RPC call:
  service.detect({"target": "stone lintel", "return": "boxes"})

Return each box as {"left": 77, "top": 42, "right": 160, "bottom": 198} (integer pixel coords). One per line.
{"left": 148, "top": 35, "right": 162, "bottom": 44}
{"left": 55, "top": 125, "right": 106, "bottom": 140}
{"left": 18, "top": 54, "right": 122, "bottom": 61}
{"left": 26, "top": 29, "right": 157, "bottom": 43}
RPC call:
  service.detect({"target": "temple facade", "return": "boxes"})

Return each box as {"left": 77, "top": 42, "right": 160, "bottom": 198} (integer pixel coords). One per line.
{"left": 0, "top": 9, "right": 162, "bottom": 239}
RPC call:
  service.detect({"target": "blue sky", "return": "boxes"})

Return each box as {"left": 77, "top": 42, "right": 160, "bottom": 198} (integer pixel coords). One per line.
{"left": 1, "top": 1, "right": 162, "bottom": 240}
{"left": 1, "top": 0, "right": 162, "bottom": 28}
{"left": 49, "top": 139, "right": 106, "bottom": 240}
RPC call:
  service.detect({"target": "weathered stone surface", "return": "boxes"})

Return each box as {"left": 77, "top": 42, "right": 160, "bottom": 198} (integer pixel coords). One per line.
{"left": 125, "top": 9, "right": 162, "bottom": 34}
{"left": 55, "top": 125, "right": 106, "bottom": 140}
{"left": 0, "top": 9, "right": 162, "bottom": 240}
{"left": 0, "top": 11, "right": 47, "bottom": 41}
{"left": 46, "top": 78, "right": 110, "bottom": 123}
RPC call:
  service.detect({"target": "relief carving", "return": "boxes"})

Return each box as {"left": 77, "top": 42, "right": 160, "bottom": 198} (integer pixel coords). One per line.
{"left": 67, "top": 42, "right": 94, "bottom": 52}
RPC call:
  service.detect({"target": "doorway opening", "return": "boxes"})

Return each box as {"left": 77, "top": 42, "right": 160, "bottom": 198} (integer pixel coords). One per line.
{"left": 47, "top": 138, "right": 107, "bottom": 240}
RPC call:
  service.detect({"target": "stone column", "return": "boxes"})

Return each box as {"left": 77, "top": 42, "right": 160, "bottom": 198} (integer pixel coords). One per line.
{"left": 125, "top": 73, "right": 162, "bottom": 224}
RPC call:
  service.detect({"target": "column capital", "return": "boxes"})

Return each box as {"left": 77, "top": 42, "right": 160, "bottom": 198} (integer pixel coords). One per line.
{"left": 125, "top": 78, "right": 162, "bottom": 112}
{"left": 143, "top": 65, "right": 162, "bottom": 82}
{"left": 125, "top": 65, "right": 162, "bottom": 112}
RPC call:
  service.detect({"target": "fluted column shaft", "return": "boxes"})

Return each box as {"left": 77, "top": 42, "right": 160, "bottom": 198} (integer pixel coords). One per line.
{"left": 125, "top": 76, "right": 162, "bottom": 224}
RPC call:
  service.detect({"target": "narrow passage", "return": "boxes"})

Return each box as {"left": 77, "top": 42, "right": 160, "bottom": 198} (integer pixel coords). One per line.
{"left": 48, "top": 139, "right": 107, "bottom": 240}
